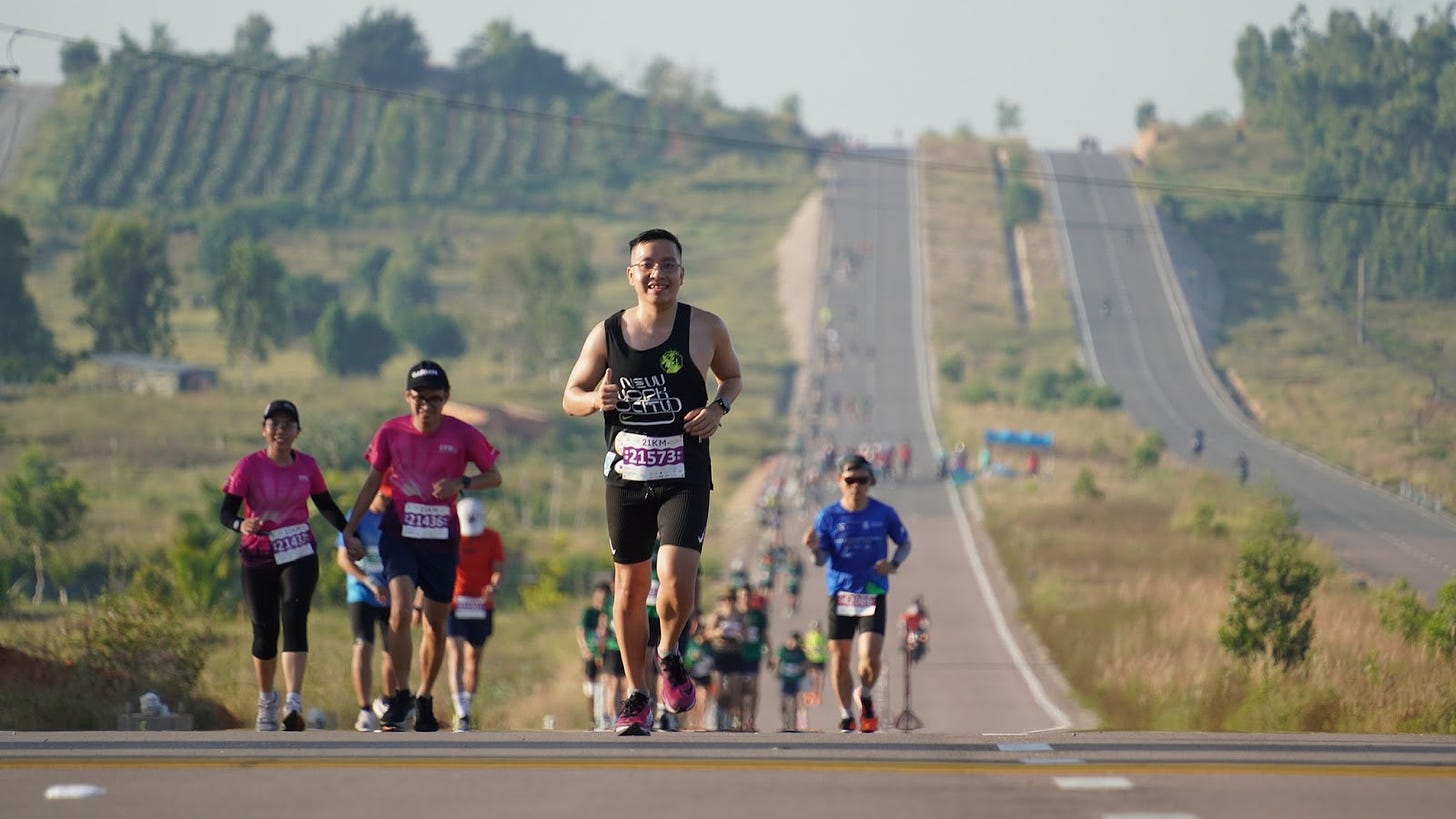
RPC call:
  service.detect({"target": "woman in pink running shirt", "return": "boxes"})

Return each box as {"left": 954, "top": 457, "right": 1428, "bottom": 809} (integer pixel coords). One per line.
{"left": 343, "top": 360, "right": 502, "bottom": 732}
{"left": 221, "top": 399, "right": 352, "bottom": 732}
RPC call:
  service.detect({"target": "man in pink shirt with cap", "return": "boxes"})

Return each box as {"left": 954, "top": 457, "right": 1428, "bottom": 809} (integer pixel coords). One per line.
{"left": 343, "top": 361, "right": 502, "bottom": 731}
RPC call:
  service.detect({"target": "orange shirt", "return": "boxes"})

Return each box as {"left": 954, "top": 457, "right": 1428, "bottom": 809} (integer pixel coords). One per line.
{"left": 453, "top": 529, "right": 505, "bottom": 608}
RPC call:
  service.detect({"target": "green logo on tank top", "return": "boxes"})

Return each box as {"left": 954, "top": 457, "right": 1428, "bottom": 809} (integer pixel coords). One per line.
{"left": 660, "top": 349, "right": 684, "bottom": 374}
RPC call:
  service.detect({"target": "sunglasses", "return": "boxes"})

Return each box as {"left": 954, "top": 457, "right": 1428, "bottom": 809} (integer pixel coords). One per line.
{"left": 842, "top": 475, "right": 871, "bottom": 486}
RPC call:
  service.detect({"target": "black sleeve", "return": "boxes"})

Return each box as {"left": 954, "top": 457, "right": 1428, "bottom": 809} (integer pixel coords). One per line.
{"left": 220, "top": 493, "right": 244, "bottom": 532}
{"left": 312, "top": 492, "right": 349, "bottom": 534}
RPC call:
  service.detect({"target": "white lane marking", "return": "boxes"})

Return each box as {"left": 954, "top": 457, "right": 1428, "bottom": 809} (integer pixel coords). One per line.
{"left": 1055, "top": 776, "right": 1134, "bottom": 791}
{"left": 911, "top": 150, "right": 1074, "bottom": 733}
{"left": 1104, "top": 814, "right": 1199, "bottom": 819}
{"left": 997, "top": 742, "right": 1053, "bottom": 752}
{"left": 45, "top": 784, "right": 106, "bottom": 800}
{"left": 1021, "top": 758, "right": 1086, "bottom": 765}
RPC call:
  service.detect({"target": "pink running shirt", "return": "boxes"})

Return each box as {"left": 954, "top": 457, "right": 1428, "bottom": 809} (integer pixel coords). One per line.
{"left": 364, "top": 415, "right": 499, "bottom": 543}
{"left": 223, "top": 450, "right": 330, "bottom": 568}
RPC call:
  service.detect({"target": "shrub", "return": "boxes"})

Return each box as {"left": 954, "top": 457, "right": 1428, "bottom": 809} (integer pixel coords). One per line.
{"left": 1072, "top": 467, "right": 1103, "bottom": 500}
{"left": 959, "top": 378, "right": 998, "bottom": 405}
{"left": 938, "top": 353, "right": 965, "bottom": 384}
{"left": 1131, "top": 432, "right": 1166, "bottom": 472}
{"left": 1218, "top": 498, "right": 1321, "bottom": 670}
{"left": 1375, "top": 578, "right": 1430, "bottom": 642}
{"left": 1424, "top": 579, "right": 1456, "bottom": 656}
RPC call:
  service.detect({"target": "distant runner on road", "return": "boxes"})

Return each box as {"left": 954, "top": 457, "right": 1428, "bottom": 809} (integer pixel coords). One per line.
{"left": 803, "top": 453, "right": 912, "bottom": 734}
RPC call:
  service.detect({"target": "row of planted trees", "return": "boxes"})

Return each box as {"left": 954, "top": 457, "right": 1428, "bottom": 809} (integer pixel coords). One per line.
{"left": 56, "top": 55, "right": 757, "bottom": 212}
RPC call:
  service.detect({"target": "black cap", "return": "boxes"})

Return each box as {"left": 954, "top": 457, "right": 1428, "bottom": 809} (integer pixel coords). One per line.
{"left": 263, "top": 399, "right": 300, "bottom": 424}
{"left": 838, "top": 453, "right": 874, "bottom": 473}
{"left": 406, "top": 360, "right": 450, "bottom": 392}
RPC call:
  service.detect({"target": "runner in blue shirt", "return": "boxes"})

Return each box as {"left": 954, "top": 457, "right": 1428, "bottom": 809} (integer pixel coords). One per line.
{"left": 803, "top": 454, "right": 912, "bottom": 733}
{"left": 334, "top": 489, "right": 398, "bottom": 731}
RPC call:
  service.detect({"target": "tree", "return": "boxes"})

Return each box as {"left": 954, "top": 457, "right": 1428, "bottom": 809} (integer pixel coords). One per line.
{"left": 0, "top": 449, "right": 86, "bottom": 605}
{"left": 59, "top": 39, "right": 102, "bottom": 81}
{"left": 311, "top": 302, "right": 397, "bottom": 376}
{"left": 1218, "top": 497, "right": 1322, "bottom": 670}
{"left": 454, "top": 20, "right": 598, "bottom": 102}
{"left": 349, "top": 246, "right": 393, "bottom": 303}
{"left": 328, "top": 9, "right": 429, "bottom": 91}
{"left": 232, "top": 13, "right": 276, "bottom": 64}
{"left": 1135, "top": 100, "right": 1159, "bottom": 130}
{"left": 71, "top": 214, "right": 176, "bottom": 355}
{"left": 281, "top": 273, "right": 340, "bottom": 341}
{"left": 1001, "top": 180, "right": 1042, "bottom": 228}
{"left": 0, "top": 211, "right": 69, "bottom": 383}
{"left": 995, "top": 98, "right": 1022, "bottom": 135}
{"left": 369, "top": 98, "right": 418, "bottom": 201}
{"left": 214, "top": 239, "right": 286, "bottom": 362}
{"left": 478, "top": 214, "right": 595, "bottom": 363}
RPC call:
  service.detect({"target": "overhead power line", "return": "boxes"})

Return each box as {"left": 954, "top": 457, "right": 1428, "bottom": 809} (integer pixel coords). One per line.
{"left": 4, "top": 21, "right": 1456, "bottom": 215}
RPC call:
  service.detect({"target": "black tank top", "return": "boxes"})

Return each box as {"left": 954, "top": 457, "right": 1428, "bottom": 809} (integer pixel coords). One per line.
{"left": 603, "top": 302, "right": 712, "bottom": 487}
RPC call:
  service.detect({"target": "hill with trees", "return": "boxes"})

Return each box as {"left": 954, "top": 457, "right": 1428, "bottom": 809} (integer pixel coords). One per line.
{"left": 23, "top": 12, "right": 816, "bottom": 215}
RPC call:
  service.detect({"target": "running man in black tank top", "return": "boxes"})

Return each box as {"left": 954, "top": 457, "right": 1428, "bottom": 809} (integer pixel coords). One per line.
{"left": 563, "top": 228, "right": 743, "bottom": 736}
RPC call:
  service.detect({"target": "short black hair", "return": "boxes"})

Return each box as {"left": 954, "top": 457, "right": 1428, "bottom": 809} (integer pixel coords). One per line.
{"left": 628, "top": 228, "right": 682, "bottom": 257}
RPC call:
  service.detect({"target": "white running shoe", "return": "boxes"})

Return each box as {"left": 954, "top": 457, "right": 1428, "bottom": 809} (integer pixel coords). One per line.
{"left": 255, "top": 691, "right": 280, "bottom": 732}
{"left": 372, "top": 696, "right": 389, "bottom": 720}
{"left": 355, "top": 708, "right": 379, "bottom": 732}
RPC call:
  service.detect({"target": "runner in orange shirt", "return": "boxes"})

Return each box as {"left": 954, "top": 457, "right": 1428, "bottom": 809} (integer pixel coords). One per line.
{"left": 446, "top": 497, "right": 505, "bottom": 732}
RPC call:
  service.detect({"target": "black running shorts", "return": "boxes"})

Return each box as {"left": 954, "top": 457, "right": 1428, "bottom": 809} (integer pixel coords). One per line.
{"left": 604, "top": 483, "right": 710, "bottom": 565}
{"left": 827, "top": 594, "right": 888, "bottom": 641}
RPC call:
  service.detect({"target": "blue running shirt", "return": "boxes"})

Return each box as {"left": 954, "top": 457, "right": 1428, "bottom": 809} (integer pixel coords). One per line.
{"left": 810, "top": 498, "right": 908, "bottom": 595}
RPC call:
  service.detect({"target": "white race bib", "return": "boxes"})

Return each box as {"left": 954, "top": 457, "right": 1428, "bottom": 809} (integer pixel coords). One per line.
{"left": 613, "top": 432, "right": 686, "bottom": 481}
{"left": 401, "top": 502, "right": 451, "bottom": 540}
{"left": 835, "top": 591, "right": 877, "bottom": 617}
{"left": 269, "top": 523, "right": 314, "bottom": 565}
{"left": 454, "top": 596, "right": 487, "bottom": 620}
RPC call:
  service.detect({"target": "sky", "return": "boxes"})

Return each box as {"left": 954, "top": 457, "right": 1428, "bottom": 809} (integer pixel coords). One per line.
{"left": 0, "top": 1, "right": 1439, "bottom": 150}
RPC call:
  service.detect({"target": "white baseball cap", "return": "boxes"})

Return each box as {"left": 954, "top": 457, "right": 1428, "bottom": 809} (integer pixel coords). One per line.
{"left": 457, "top": 497, "right": 486, "bottom": 536}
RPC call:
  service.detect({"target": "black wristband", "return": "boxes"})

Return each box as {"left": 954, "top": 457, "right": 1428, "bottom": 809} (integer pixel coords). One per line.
{"left": 231, "top": 519, "right": 242, "bottom": 532}
{"left": 711, "top": 397, "right": 731, "bottom": 414}
{"left": 461, "top": 474, "right": 473, "bottom": 489}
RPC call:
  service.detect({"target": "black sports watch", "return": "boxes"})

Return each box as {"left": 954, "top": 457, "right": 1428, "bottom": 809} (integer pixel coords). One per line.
{"left": 711, "top": 397, "right": 732, "bottom": 415}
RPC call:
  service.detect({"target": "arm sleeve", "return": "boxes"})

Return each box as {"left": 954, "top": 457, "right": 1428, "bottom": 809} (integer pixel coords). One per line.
{"left": 311, "top": 492, "right": 349, "bottom": 534}
{"left": 219, "top": 493, "right": 244, "bottom": 532}
{"left": 890, "top": 539, "right": 912, "bottom": 568}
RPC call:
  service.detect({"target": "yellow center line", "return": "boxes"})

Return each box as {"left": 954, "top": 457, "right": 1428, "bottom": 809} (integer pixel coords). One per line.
{"left": 1, "top": 758, "right": 1453, "bottom": 778}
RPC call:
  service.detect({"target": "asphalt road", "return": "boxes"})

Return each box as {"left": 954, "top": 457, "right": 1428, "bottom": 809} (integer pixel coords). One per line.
{"left": 1041, "top": 150, "right": 1456, "bottom": 600}
{"left": 5, "top": 148, "right": 1455, "bottom": 818}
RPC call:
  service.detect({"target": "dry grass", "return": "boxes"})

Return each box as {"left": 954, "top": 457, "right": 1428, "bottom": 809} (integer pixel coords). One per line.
{"left": 920, "top": 133, "right": 1456, "bottom": 733}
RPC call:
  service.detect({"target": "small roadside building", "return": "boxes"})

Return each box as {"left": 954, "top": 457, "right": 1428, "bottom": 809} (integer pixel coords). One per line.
{"left": 91, "top": 354, "right": 218, "bottom": 395}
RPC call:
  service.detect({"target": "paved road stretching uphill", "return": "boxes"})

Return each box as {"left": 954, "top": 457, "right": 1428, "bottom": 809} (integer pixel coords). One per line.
{"left": 750, "top": 147, "right": 1088, "bottom": 738}
{"left": 1042, "top": 150, "right": 1456, "bottom": 601}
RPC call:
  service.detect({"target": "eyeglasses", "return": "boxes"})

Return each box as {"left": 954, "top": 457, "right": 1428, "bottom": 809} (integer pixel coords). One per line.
{"left": 409, "top": 392, "right": 447, "bottom": 408}
{"left": 264, "top": 418, "right": 298, "bottom": 431}
{"left": 842, "top": 475, "right": 871, "bottom": 486}
{"left": 630, "top": 261, "right": 681, "bottom": 274}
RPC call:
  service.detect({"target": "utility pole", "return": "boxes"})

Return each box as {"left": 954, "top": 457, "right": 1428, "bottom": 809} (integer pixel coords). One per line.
{"left": 1356, "top": 254, "right": 1365, "bottom": 348}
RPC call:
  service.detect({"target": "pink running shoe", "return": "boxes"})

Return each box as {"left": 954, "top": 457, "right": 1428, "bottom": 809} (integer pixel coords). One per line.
{"left": 614, "top": 691, "right": 652, "bottom": 737}
{"left": 658, "top": 653, "right": 697, "bottom": 714}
